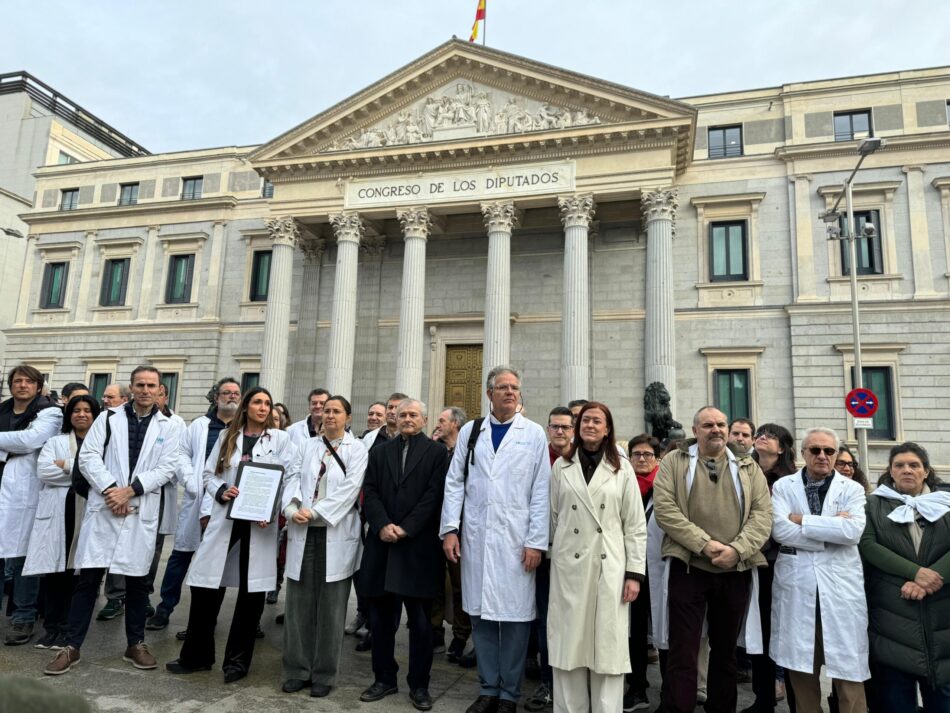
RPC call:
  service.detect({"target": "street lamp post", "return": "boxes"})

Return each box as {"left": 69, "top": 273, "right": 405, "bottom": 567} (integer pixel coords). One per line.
{"left": 820, "top": 137, "right": 885, "bottom": 471}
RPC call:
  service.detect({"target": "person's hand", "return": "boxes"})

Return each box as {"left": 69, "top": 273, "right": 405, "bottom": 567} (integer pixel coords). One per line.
{"left": 522, "top": 547, "right": 542, "bottom": 572}
{"left": 901, "top": 581, "right": 928, "bottom": 600}
{"left": 220, "top": 486, "right": 239, "bottom": 502}
{"left": 835, "top": 511, "right": 852, "bottom": 519}
{"left": 788, "top": 513, "right": 804, "bottom": 525}
{"left": 622, "top": 579, "right": 640, "bottom": 603}
{"left": 711, "top": 545, "right": 740, "bottom": 569}
{"left": 392, "top": 525, "right": 408, "bottom": 539}
{"left": 443, "top": 533, "right": 461, "bottom": 563}
{"left": 915, "top": 567, "right": 944, "bottom": 594}
{"left": 702, "top": 540, "right": 726, "bottom": 559}
{"left": 110, "top": 502, "right": 131, "bottom": 516}
{"left": 379, "top": 523, "right": 399, "bottom": 543}
{"left": 292, "top": 508, "right": 312, "bottom": 525}
{"left": 199, "top": 515, "right": 210, "bottom": 531}
{"left": 257, "top": 520, "right": 269, "bottom": 529}
{"left": 54, "top": 459, "right": 66, "bottom": 470}
{"left": 104, "top": 486, "right": 134, "bottom": 509}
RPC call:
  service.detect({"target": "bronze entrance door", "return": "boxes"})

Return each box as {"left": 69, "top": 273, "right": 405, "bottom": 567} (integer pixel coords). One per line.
{"left": 444, "top": 345, "right": 483, "bottom": 419}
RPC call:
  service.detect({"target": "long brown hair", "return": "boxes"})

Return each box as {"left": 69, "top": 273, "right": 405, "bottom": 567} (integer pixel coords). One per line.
{"left": 566, "top": 401, "right": 621, "bottom": 472}
{"left": 215, "top": 386, "right": 273, "bottom": 474}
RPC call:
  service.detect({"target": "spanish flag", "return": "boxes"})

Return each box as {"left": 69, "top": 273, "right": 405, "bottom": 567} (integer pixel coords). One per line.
{"left": 469, "top": 0, "right": 486, "bottom": 43}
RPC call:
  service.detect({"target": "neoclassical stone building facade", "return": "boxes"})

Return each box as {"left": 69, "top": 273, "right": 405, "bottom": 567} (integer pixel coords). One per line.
{"left": 5, "top": 41, "right": 950, "bottom": 469}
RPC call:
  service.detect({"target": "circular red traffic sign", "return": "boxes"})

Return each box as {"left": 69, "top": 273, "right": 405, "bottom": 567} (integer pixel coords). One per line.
{"left": 845, "top": 388, "right": 878, "bottom": 418}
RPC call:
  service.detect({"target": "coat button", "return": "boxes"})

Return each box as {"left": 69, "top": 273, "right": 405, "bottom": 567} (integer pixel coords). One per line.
{"left": 597, "top": 527, "right": 602, "bottom": 533}
{"left": 600, "top": 504, "right": 605, "bottom": 510}
{"left": 601, "top": 554, "right": 607, "bottom": 560}
{"left": 573, "top": 528, "right": 579, "bottom": 534}
{"left": 574, "top": 553, "right": 580, "bottom": 559}
{"left": 572, "top": 504, "right": 577, "bottom": 510}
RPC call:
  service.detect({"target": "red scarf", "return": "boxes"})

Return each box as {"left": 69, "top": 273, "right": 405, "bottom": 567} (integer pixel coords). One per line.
{"left": 636, "top": 465, "right": 659, "bottom": 497}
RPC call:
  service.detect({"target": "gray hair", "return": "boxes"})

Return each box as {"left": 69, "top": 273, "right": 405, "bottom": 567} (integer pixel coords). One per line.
{"left": 107, "top": 383, "right": 132, "bottom": 399}
{"left": 486, "top": 365, "right": 521, "bottom": 390}
{"left": 802, "top": 426, "right": 840, "bottom": 450}
{"left": 442, "top": 406, "right": 467, "bottom": 428}
{"left": 692, "top": 405, "right": 725, "bottom": 426}
{"left": 397, "top": 398, "right": 428, "bottom": 419}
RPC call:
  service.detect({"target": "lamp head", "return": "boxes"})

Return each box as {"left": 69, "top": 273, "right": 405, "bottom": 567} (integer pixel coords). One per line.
{"left": 858, "top": 137, "right": 884, "bottom": 156}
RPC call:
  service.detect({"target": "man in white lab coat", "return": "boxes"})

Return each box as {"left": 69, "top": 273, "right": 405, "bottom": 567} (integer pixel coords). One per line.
{"left": 441, "top": 365, "right": 550, "bottom": 713}
{"left": 43, "top": 366, "right": 183, "bottom": 676}
{"left": 287, "top": 388, "right": 329, "bottom": 449}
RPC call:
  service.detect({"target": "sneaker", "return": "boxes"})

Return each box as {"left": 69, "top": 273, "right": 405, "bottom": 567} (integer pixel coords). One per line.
{"left": 696, "top": 689, "right": 708, "bottom": 704}
{"left": 524, "top": 682, "right": 553, "bottom": 711}
{"left": 123, "top": 642, "right": 157, "bottom": 670}
{"left": 355, "top": 635, "right": 372, "bottom": 652}
{"left": 775, "top": 680, "right": 786, "bottom": 701}
{"left": 34, "top": 630, "right": 60, "bottom": 649}
{"left": 145, "top": 610, "right": 169, "bottom": 631}
{"left": 345, "top": 611, "right": 366, "bottom": 635}
{"left": 4, "top": 621, "right": 35, "bottom": 646}
{"left": 266, "top": 590, "right": 278, "bottom": 605}
{"left": 97, "top": 598, "right": 124, "bottom": 620}
{"left": 355, "top": 624, "right": 370, "bottom": 639}
{"left": 52, "top": 632, "right": 70, "bottom": 650}
{"left": 622, "top": 688, "right": 650, "bottom": 712}
{"left": 44, "top": 646, "right": 80, "bottom": 675}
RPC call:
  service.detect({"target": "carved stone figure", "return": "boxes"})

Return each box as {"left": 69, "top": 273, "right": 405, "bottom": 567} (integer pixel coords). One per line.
{"left": 643, "top": 381, "right": 683, "bottom": 443}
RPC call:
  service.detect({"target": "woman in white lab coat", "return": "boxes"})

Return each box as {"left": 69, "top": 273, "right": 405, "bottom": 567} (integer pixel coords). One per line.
{"left": 166, "top": 387, "right": 296, "bottom": 683}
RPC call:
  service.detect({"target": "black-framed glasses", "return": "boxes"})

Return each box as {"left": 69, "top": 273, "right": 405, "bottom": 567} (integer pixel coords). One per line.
{"left": 807, "top": 447, "right": 837, "bottom": 457}
{"left": 547, "top": 424, "right": 572, "bottom": 432}
{"left": 630, "top": 451, "right": 656, "bottom": 460}
{"left": 754, "top": 430, "right": 777, "bottom": 440}
{"left": 705, "top": 459, "right": 718, "bottom": 483}
{"left": 836, "top": 460, "right": 855, "bottom": 470}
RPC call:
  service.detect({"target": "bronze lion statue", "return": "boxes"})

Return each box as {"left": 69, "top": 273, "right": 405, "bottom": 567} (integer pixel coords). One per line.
{"left": 644, "top": 381, "right": 683, "bottom": 443}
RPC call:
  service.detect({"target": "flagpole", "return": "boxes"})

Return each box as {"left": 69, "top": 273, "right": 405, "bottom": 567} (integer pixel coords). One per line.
{"left": 482, "top": 1, "right": 487, "bottom": 46}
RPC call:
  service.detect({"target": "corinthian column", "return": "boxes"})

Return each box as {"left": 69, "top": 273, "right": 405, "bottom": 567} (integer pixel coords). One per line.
{"left": 558, "top": 194, "right": 595, "bottom": 404}
{"left": 260, "top": 216, "right": 299, "bottom": 403}
{"left": 480, "top": 201, "right": 520, "bottom": 400}
{"left": 394, "top": 207, "right": 431, "bottom": 398}
{"left": 642, "top": 188, "right": 678, "bottom": 409}
{"left": 326, "top": 212, "right": 363, "bottom": 399}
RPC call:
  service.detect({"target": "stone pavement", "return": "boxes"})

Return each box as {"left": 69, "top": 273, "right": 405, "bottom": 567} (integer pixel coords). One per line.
{"left": 1, "top": 558, "right": 792, "bottom": 712}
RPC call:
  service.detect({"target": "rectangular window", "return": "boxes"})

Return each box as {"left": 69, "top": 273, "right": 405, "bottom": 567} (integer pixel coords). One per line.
{"left": 851, "top": 366, "right": 896, "bottom": 440}
{"left": 839, "top": 210, "right": 883, "bottom": 276}
{"left": 60, "top": 188, "right": 79, "bottom": 211}
{"left": 241, "top": 373, "right": 260, "bottom": 393}
{"left": 165, "top": 254, "right": 195, "bottom": 304}
{"left": 249, "top": 250, "right": 272, "bottom": 302}
{"left": 99, "top": 258, "right": 130, "bottom": 306}
{"left": 57, "top": 151, "right": 79, "bottom": 165}
{"left": 181, "top": 176, "right": 203, "bottom": 200}
{"left": 160, "top": 372, "right": 179, "bottom": 411}
{"left": 118, "top": 183, "right": 139, "bottom": 206}
{"left": 834, "top": 110, "right": 872, "bottom": 142}
{"left": 262, "top": 180, "right": 274, "bottom": 198}
{"left": 40, "top": 262, "right": 69, "bottom": 309}
{"left": 707, "top": 125, "right": 743, "bottom": 159}
{"left": 714, "top": 369, "right": 750, "bottom": 422}
{"left": 89, "top": 373, "right": 111, "bottom": 402}
{"left": 709, "top": 221, "right": 748, "bottom": 281}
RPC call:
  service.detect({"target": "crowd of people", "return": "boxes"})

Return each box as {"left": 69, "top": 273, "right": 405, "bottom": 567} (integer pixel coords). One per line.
{"left": 0, "top": 361, "right": 948, "bottom": 713}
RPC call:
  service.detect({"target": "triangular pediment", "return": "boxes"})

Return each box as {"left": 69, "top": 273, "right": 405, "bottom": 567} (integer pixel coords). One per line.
{"left": 250, "top": 40, "right": 696, "bottom": 172}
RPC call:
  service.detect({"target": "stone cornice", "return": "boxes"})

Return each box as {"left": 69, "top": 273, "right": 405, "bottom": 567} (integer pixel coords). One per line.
{"left": 816, "top": 181, "right": 902, "bottom": 197}
{"left": 690, "top": 192, "right": 766, "bottom": 207}
{"left": 774, "top": 132, "right": 950, "bottom": 162}
{"left": 20, "top": 197, "right": 239, "bottom": 228}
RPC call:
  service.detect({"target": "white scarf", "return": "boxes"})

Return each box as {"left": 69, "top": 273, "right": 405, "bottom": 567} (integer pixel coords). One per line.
{"left": 872, "top": 484, "right": 950, "bottom": 523}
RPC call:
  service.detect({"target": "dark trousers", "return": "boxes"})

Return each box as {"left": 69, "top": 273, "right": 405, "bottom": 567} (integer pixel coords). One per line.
{"left": 660, "top": 560, "right": 750, "bottom": 713}
{"left": 533, "top": 558, "right": 552, "bottom": 686}
{"left": 628, "top": 570, "right": 651, "bottom": 694}
{"left": 749, "top": 561, "right": 777, "bottom": 710}
{"left": 178, "top": 521, "right": 265, "bottom": 673}
{"left": 156, "top": 549, "right": 194, "bottom": 616}
{"left": 871, "top": 662, "right": 948, "bottom": 713}
{"left": 42, "top": 570, "right": 77, "bottom": 636}
{"left": 67, "top": 568, "right": 149, "bottom": 649}
{"left": 369, "top": 592, "right": 433, "bottom": 690}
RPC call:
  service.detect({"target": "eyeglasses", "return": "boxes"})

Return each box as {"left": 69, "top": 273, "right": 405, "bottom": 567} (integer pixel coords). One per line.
{"left": 547, "top": 424, "right": 572, "bottom": 432}
{"left": 754, "top": 430, "right": 777, "bottom": 440}
{"left": 836, "top": 461, "right": 854, "bottom": 470}
{"left": 705, "top": 459, "right": 718, "bottom": 483}
{"left": 630, "top": 451, "right": 656, "bottom": 460}
{"left": 491, "top": 385, "right": 520, "bottom": 393}
{"left": 806, "top": 447, "right": 837, "bottom": 457}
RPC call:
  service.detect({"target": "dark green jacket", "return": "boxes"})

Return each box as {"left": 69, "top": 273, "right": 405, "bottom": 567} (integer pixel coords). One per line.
{"left": 859, "top": 491, "right": 950, "bottom": 687}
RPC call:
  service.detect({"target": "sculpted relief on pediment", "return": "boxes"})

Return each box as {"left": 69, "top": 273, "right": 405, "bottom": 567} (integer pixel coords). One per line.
{"left": 318, "top": 81, "right": 603, "bottom": 154}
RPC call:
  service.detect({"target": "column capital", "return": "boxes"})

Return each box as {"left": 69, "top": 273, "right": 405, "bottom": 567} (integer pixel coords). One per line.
{"left": 265, "top": 216, "right": 300, "bottom": 248}
{"left": 330, "top": 212, "right": 364, "bottom": 244}
{"left": 558, "top": 194, "right": 596, "bottom": 229}
{"left": 641, "top": 188, "right": 678, "bottom": 224}
{"left": 397, "top": 206, "right": 432, "bottom": 240}
{"left": 902, "top": 164, "right": 926, "bottom": 175}
{"left": 359, "top": 234, "right": 387, "bottom": 257}
{"left": 481, "top": 201, "right": 521, "bottom": 233}
{"left": 300, "top": 237, "right": 326, "bottom": 264}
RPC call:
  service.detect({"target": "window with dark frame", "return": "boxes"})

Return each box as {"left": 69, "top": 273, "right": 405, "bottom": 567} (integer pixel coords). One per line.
{"left": 850, "top": 366, "right": 896, "bottom": 440}
{"left": 165, "top": 254, "right": 195, "bottom": 304}
{"left": 833, "top": 110, "right": 872, "bottom": 142}
{"left": 249, "top": 250, "right": 272, "bottom": 302}
{"left": 160, "top": 372, "right": 179, "bottom": 411}
{"left": 99, "top": 258, "right": 130, "bottom": 307}
{"left": 181, "top": 176, "right": 203, "bottom": 200}
{"left": 839, "top": 210, "right": 883, "bottom": 275}
{"left": 262, "top": 180, "right": 275, "bottom": 198}
{"left": 708, "top": 125, "right": 743, "bottom": 159}
{"left": 118, "top": 183, "right": 139, "bottom": 206}
{"left": 241, "top": 373, "right": 260, "bottom": 392}
{"left": 40, "top": 262, "right": 69, "bottom": 309}
{"left": 60, "top": 188, "right": 79, "bottom": 211}
{"left": 89, "top": 373, "right": 111, "bottom": 402}
{"left": 713, "top": 369, "right": 750, "bottom": 422}
{"left": 709, "top": 221, "right": 748, "bottom": 281}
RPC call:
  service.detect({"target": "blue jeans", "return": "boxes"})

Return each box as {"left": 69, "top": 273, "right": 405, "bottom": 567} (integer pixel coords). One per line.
{"left": 874, "top": 662, "right": 950, "bottom": 713}
{"left": 6, "top": 556, "right": 39, "bottom": 625}
{"left": 157, "top": 549, "right": 194, "bottom": 616}
{"left": 471, "top": 615, "right": 532, "bottom": 703}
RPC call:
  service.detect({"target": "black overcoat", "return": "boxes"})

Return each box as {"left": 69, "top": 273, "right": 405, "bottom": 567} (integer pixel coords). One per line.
{"left": 356, "top": 432, "right": 449, "bottom": 599}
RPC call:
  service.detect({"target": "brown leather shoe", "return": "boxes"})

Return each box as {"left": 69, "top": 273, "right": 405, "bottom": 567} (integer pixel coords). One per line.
{"left": 44, "top": 645, "right": 80, "bottom": 675}
{"left": 123, "top": 642, "right": 157, "bottom": 670}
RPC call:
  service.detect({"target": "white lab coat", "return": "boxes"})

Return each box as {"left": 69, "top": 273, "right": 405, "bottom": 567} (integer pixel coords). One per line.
{"left": 440, "top": 413, "right": 550, "bottom": 622}
{"left": 283, "top": 430, "right": 367, "bottom": 583}
{"left": 157, "top": 411, "right": 186, "bottom": 536}
{"left": 186, "top": 428, "right": 296, "bottom": 593}
{"left": 173, "top": 414, "right": 218, "bottom": 552}
{"left": 362, "top": 427, "right": 384, "bottom": 450}
{"left": 770, "top": 470, "right": 870, "bottom": 682}
{"left": 287, "top": 418, "right": 315, "bottom": 450}
{"left": 0, "top": 405, "right": 62, "bottom": 558}
{"left": 75, "top": 407, "right": 184, "bottom": 576}
{"left": 23, "top": 434, "right": 75, "bottom": 575}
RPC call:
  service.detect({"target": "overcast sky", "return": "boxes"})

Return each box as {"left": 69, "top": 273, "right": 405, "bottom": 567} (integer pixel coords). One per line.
{"left": 4, "top": 1, "right": 948, "bottom": 155}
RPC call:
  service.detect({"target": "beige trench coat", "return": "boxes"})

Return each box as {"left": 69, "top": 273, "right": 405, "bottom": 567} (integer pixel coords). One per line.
{"left": 548, "top": 454, "right": 647, "bottom": 675}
